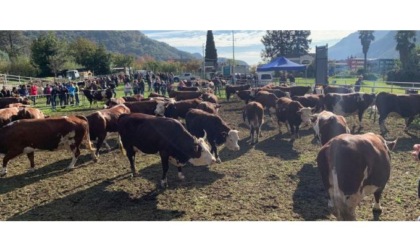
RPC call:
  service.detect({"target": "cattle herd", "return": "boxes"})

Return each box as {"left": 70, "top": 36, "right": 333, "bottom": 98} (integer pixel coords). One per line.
{"left": 0, "top": 82, "right": 419, "bottom": 221}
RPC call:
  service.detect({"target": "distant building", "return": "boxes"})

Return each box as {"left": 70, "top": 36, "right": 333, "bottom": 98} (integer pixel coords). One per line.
{"left": 368, "top": 58, "right": 398, "bottom": 74}
{"left": 346, "top": 56, "right": 365, "bottom": 72}
{"left": 288, "top": 54, "right": 315, "bottom": 65}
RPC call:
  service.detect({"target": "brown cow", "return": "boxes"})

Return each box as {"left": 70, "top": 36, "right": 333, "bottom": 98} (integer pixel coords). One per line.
{"left": 275, "top": 97, "right": 312, "bottom": 141}
{"left": 375, "top": 92, "right": 420, "bottom": 135}
{"left": 185, "top": 109, "right": 240, "bottom": 163}
{"left": 254, "top": 91, "right": 278, "bottom": 120}
{"left": 316, "top": 133, "right": 396, "bottom": 220}
{"left": 277, "top": 86, "right": 311, "bottom": 97}
{"left": 202, "top": 93, "right": 218, "bottom": 104}
{"left": 117, "top": 113, "right": 216, "bottom": 187}
{"left": 163, "top": 98, "right": 202, "bottom": 119}
{"left": 236, "top": 90, "right": 253, "bottom": 104}
{"left": 312, "top": 110, "right": 350, "bottom": 145}
{"left": 123, "top": 100, "right": 160, "bottom": 115}
{"left": 0, "top": 107, "right": 45, "bottom": 127}
{"left": 0, "top": 116, "right": 96, "bottom": 176}
{"left": 323, "top": 85, "right": 354, "bottom": 95}
{"left": 86, "top": 104, "right": 131, "bottom": 157}
{"left": 0, "top": 97, "right": 30, "bottom": 109}
{"left": 196, "top": 101, "right": 220, "bottom": 114}
{"left": 169, "top": 90, "right": 202, "bottom": 101}
{"left": 243, "top": 101, "right": 264, "bottom": 145}
{"left": 292, "top": 94, "right": 325, "bottom": 113}
{"left": 225, "top": 84, "right": 250, "bottom": 101}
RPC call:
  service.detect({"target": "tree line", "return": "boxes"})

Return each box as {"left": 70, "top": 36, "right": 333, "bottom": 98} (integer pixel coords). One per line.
{"left": 0, "top": 31, "right": 204, "bottom": 78}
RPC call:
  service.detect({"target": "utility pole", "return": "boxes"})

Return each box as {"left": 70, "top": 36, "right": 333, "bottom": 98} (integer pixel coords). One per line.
{"left": 232, "top": 30, "right": 235, "bottom": 84}
{"left": 202, "top": 43, "right": 206, "bottom": 79}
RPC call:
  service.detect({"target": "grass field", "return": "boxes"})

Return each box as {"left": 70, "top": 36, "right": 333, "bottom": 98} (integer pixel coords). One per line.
{"left": 1, "top": 87, "right": 419, "bottom": 221}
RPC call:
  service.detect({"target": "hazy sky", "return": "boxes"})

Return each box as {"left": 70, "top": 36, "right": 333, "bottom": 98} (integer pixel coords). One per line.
{"left": 142, "top": 30, "right": 356, "bottom": 65}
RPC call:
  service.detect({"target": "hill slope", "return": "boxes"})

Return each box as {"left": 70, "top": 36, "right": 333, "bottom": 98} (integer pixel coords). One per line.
{"left": 22, "top": 30, "right": 197, "bottom": 61}
{"left": 329, "top": 30, "right": 420, "bottom": 60}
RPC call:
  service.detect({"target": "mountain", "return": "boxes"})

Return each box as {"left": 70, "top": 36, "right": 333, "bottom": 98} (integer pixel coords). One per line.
{"left": 329, "top": 30, "right": 420, "bottom": 60}
{"left": 21, "top": 31, "right": 197, "bottom": 61}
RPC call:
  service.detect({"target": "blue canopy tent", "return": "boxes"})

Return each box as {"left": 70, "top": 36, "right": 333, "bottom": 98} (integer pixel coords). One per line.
{"left": 257, "top": 56, "right": 306, "bottom": 71}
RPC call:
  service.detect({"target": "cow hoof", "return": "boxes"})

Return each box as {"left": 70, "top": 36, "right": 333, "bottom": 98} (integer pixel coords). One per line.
{"left": 216, "top": 158, "right": 222, "bottom": 164}
{"left": 131, "top": 173, "right": 140, "bottom": 178}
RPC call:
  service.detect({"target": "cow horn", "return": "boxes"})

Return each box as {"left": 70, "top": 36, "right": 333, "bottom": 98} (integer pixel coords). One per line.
{"left": 202, "top": 130, "right": 207, "bottom": 140}
{"left": 386, "top": 138, "right": 398, "bottom": 151}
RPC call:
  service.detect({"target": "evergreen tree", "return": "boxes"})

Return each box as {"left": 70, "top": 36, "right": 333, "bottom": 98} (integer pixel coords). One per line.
{"left": 358, "top": 30, "right": 375, "bottom": 73}
{"left": 395, "top": 31, "right": 417, "bottom": 71}
{"left": 205, "top": 30, "right": 218, "bottom": 69}
{"left": 261, "top": 30, "right": 311, "bottom": 62}
{"left": 30, "top": 32, "right": 68, "bottom": 77}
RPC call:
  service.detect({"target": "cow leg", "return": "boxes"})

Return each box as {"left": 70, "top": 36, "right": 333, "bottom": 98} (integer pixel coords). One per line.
{"left": 289, "top": 122, "right": 296, "bottom": 142}
{"left": 1, "top": 150, "right": 23, "bottom": 177}
{"left": 357, "top": 111, "right": 364, "bottom": 133}
{"left": 372, "top": 189, "right": 383, "bottom": 220}
{"left": 66, "top": 146, "right": 80, "bottom": 170}
{"left": 159, "top": 152, "right": 170, "bottom": 188}
{"left": 378, "top": 115, "right": 389, "bottom": 135}
{"left": 126, "top": 147, "right": 138, "bottom": 177}
{"left": 255, "top": 126, "right": 261, "bottom": 144}
{"left": 26, "top": 152, "right": 36, "bottom": 173}
{"left": 177, "top": 166, "right": 185, "bottom": 180}
{"left": 103, "top": 140, "right": 112, "bottom": 151}
{"left": 211, "top": 142, "right": 221, "bottom": 163}
{"left": 250, "top": 127, "right": 255, "bottom": 145}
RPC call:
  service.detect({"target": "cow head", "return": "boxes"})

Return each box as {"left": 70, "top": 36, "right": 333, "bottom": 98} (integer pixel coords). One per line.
{"left": 154, "top": 101, "right": 166, "bottom": 116}
{"left": 298, "top": 107, "right": 313, "bottom": 126}
{"left": 223, "top": 130, "right": 240, "bottom": 151}
{"left": 188, "top": 133, "right": 216, "bottom": 166}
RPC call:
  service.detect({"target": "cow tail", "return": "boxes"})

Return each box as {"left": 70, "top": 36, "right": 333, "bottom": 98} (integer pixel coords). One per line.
{"left": 76, "top": 115, "right": 96, "bottom": 152}
{"left": 118, "top": 134, "right": 126, "bottom": 156}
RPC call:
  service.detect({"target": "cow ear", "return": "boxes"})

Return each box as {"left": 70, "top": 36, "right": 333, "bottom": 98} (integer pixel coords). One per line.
{"left": 221, "top": 131, "right": 228, "bottom": 138}
{"left": 310, "top": 114, "right": 318, "bottom": 123}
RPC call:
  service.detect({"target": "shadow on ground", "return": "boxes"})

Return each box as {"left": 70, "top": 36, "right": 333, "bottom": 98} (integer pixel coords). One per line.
{"left": 292, "top": 163, "right": 330, "bottom": 220}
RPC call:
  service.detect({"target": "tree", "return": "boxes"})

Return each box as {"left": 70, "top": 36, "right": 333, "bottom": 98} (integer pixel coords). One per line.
{"left": 69, "top": 38, "right": 97, "bottom": 68}
{"left": 90, "top": 45, "right": 111, "bottom": 75}
{"left": 0, "top": 31, "right": 27, "bottom": 58}
{"left": 261, "top": 30, "right": 311, "bottom": 62}
{"left": 113, "top": 53, "right": 135, "bottom": 69}
{"left": 358, "top": 30, "right": 375, "bottom": 73}
{"left": 395, "top": 31, "right": 417, "bottom": 71}
{"left": 205, "top": 30, "right": 218, "bottom": 69}
{"left": 30, "top": 32, "right": 68, "bottom": 77}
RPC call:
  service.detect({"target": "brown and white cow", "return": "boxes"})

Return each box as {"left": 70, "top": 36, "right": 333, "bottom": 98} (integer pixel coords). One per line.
{"left": 0, "top": 116, "right": 96, "bottom": 176}
{"left": 275, "top": 97, "right": 312, "bottom": 141}
{"left": 375, "top": 92, "right": 420, "bottom": 135}
{"left": 312, "top": 110, "right": 350, "bottom": 145}
{"left": 82, "top": 88, "right": 113, "bottom": 108}
{"left": 316, "top": 133, "right": 396, "bottom": 221}
{"left": 277, "top": 85, "right": 311, "bottom": 97}
{"left": 243, "top": 101, "right": 264, "bottom": 145}
{"left": 86, "top": 104, "right": 131, "bottom": 157}
{"left": 117, "top": 113, "right": 216, "bottom": 187}
{"left": 324, "top": 92, "right": 376, "bottom": 132}
{"left": 201, "top": 93, "right": 218, "bottom": 104}
{"left": 185, "top": 109, "right": 240, "bottom": 163}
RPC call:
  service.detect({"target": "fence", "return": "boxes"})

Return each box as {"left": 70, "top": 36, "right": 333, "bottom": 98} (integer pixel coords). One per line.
{"left": 0, "top": 73, "right": 52, "bottom": 87}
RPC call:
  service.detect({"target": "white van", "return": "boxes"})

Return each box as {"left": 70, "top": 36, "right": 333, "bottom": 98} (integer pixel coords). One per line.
{"left": 66, "top": 70, "right": 80, "bottom": 80}
{"left": 256, "top": 71, "right": 274, "bottom": 86}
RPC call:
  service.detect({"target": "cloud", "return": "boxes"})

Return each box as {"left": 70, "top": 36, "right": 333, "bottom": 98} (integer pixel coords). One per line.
{"left": 143, "top": 30, "right": 356, "bottom": 65}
